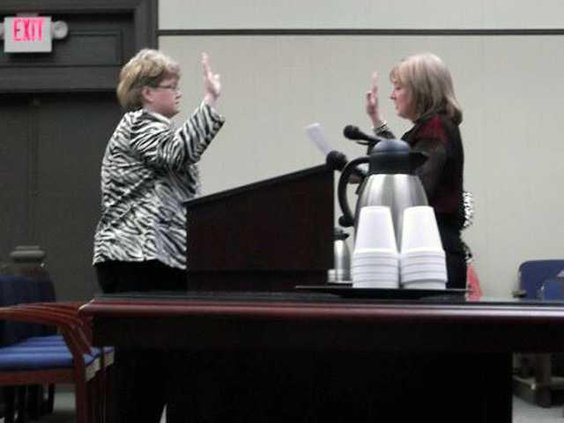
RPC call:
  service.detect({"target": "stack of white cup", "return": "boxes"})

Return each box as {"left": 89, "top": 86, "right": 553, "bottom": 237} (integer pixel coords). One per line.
{"left": 400, "top": 206, "right": 447, "bottom": 289}
{"left": 352, "top": 206, "right": 399, "bottom": 288}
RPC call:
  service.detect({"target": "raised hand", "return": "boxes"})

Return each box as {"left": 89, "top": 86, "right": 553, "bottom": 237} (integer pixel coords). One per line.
{"left": 365, "top": 72, "right": 383, "bottom": 126}
{"left": 202, "top": 52, "right": 221, "bottom": 105}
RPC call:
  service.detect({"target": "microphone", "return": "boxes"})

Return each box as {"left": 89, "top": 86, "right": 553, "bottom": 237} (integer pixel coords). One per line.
{"left": 326, "top": 150, "right": 367, "bottom": 179}
{"left": 343, "top": 125, "right": 381, "bottom": 145}
{"left": 325, "top": 150, "right": 348, "bottom": 171}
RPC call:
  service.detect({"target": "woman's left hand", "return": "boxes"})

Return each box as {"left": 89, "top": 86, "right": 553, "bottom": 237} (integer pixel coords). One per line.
{"left": 202, "top": 52, "right": 221, "bottom": 105}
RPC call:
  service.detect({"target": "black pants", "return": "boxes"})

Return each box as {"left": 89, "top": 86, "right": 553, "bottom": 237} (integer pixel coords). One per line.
{"left": 437, "top": 223, "right": 467, "bottom": 290}
{"left": 95, "top": 260, "right": 187, "bottom": 294}
{"left": 95, "top": 260, "right": 187, "bottom": 423}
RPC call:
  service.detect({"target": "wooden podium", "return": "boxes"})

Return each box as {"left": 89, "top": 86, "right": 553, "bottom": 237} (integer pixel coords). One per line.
{"left": 185, "top": 165, "right": 334, "bottom": 291}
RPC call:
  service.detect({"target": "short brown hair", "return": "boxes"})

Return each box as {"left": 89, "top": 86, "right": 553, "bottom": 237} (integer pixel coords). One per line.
{"left": 116, "top": 49, "right": 181, "bottom": 111}
{"left": 390, "top": 53, "right": 462, "bottom": 124}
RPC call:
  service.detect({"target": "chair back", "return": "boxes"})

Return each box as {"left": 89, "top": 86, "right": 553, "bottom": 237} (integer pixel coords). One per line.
{"left": 519, "top": 260, "right": 564, "bottom": 299}
{"left": 0, "top": 275, "right": 56, "bottom": 345}
{"left": 538, "top": 278, "right": 564, "bottom": 300}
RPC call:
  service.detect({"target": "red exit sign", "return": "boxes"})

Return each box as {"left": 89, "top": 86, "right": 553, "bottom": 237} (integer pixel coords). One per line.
{"left": 13, "top": 17, "right": 46, "bottom": 42}
{"left": 4, "top": 16, "right": 52, "bottom": 53}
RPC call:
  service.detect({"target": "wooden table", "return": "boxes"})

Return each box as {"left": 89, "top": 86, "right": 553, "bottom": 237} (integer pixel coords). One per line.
{"left": 81, "top": 291, "right": 564, "bottom": 422}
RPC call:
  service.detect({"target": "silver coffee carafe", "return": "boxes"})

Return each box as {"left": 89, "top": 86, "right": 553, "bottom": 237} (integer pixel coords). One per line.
{"left": 332, "top": 227, "right": 351, "bottom": 282}
{"left": 337, "top": 138, "right": 429, "bottom": 248}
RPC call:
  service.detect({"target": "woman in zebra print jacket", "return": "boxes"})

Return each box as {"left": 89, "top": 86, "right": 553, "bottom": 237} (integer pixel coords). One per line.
{"left": 93, "top": 49, "right": 224, "bottom": 294}
{"left": 92, "top": 49, "right": 225, "bottom": 421}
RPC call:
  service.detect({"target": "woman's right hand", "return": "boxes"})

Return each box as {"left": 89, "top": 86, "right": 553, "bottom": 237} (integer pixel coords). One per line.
{"left": 365, "top": 72, "right": 383, "bottom": 127}
{"left": 202, "top": 52, "right": 221, "bottom": 106}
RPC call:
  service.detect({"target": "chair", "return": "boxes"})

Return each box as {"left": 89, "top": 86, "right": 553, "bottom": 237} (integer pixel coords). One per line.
{"left": 512, "top": 260, "right": 564, "bottom": 407}
{"left": 0, "top": 302, "right": 107, "bottom": 423}
{"left": 0, "top": 275, "right": 58, "bottom": 419}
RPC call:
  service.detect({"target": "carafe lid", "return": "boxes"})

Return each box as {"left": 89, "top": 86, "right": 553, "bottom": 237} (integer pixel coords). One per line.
{"left": 369, "top": 139, "right": 425, "bottom": 174}
{"left": 371, "top": 138, "right": 410, "bottom": 154}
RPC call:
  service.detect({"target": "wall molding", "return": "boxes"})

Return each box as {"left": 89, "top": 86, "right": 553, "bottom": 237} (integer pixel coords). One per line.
{"left": 159, "top": 28, "right": 564, "bottom": 37}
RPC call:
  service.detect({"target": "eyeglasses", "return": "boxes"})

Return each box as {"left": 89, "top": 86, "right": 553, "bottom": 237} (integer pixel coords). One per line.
{"left": 153, "top": 85, "right": 180, "bottom": 92}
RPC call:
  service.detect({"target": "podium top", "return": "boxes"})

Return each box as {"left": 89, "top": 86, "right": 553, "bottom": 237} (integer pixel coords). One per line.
{"left": 184, "top": 165, "right": 329, "bottom": 208}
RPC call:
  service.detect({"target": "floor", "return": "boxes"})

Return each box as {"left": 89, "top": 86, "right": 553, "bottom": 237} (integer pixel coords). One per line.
{"left": 513, "top": 396, "right": 563, "bottom": 422}
{"left": 0, "top": 386, "right": 166, "bottom": 423}
{"left": 1, "top": 387, "right": 561, "bottom": 422}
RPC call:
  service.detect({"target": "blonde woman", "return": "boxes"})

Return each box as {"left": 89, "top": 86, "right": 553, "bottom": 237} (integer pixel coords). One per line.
{"left": 366, "top": 52, "right": 466, "bottom": 289}
{"left": 92, "top": 49, "right": 225, "bottom": 422}
{"left": 94, "top": 49, "right": 224, "bottom": 292}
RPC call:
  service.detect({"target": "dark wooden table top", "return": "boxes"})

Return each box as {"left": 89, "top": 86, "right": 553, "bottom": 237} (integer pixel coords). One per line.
{"left": 80, "top": 290, "right": 564, "bottom": 353}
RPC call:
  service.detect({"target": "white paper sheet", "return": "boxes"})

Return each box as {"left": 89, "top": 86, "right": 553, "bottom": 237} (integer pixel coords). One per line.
{"left": 305, "top": 123, "right": 333, "bottom": 156}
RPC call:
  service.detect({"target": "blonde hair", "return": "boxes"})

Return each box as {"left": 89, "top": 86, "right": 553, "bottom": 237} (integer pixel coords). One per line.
{"left": 390, "top": 53, "right": 462, "bottom": 124}
{"left": 116, "top": 49, "right": 181, "bottom": 111}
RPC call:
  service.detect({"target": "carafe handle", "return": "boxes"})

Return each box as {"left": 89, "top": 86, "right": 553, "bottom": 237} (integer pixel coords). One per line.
{"left": 337, "top": 156, "right": 370, "bottom": 227}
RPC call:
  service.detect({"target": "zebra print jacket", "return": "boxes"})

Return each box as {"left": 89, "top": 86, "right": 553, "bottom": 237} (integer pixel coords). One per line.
{"left": 93, "top": 102, "right": 225, "bottom": 269}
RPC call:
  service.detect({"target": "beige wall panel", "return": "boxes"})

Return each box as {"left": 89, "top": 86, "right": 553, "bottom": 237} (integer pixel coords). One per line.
{"left": 159, "top": 0, "right": 564, "bottom": 30}
{"left": 483, "top": 0, "right": 564, "bottom": 28}
{"left": 473, "top": 36, "right": 564, "bottom": 297}
{"left": 160, "top": 35, "right": 564, "bottom": 298}
{"left": 159, "top": 0, "right": 479, "bottom": 29}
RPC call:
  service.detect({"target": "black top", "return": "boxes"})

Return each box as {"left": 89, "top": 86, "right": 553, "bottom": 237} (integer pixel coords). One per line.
{"left": 402, "top": 113, "right": 464, "bottom": 228}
